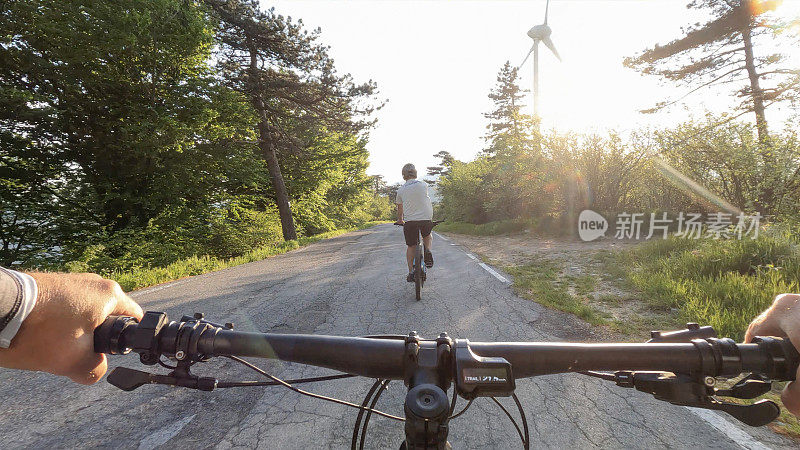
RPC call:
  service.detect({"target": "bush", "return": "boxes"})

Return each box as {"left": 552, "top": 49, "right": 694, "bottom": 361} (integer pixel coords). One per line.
{"left": 206, "top": 202, "right": 283, "bottom": 259}
{"left": 435, "top": 119, "right": 800, "bottom": 233}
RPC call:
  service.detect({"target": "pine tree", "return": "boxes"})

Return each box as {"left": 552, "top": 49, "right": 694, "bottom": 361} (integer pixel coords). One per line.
{"left": 624, "top": 0, "right": 799, "bottom": 143}
{"left": 483, "top": 62, "right": 537, "bottom": 156}
{"left": 625, "top": 0, "right": 799, "bottom": 212}
{"left": 426, "top": 151, "right": 456, "bottom": 183}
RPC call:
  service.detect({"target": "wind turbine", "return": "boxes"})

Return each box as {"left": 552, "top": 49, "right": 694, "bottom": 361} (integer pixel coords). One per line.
{"left": 520, "top": 0, "right": 561, "bottom": 121}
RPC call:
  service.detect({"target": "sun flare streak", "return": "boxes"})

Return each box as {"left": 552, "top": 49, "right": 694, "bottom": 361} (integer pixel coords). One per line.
{"left": 652, "top": 157, "right": 742, "bottom": 215}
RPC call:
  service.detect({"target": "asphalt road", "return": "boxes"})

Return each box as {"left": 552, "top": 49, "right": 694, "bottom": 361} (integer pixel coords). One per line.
{"left": 0, "top": 224, "right": 794, "bottom": 449}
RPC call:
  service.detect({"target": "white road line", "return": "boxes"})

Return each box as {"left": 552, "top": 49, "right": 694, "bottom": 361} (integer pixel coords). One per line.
{"left": 478, "top": 262, "right": 510, "bottom": 283}
{"left": 466, "top": 253, "right": 477, "bottom": 260}
{"left": 130, "top": 279, "right": 190, "bottom": 297}
{"left": 137, "top": 414, "right": 196, "bottom": 450}
{"left": 685, "top": 408, "right": 770, "bottom": 450}
{"left": 434, "top": 232, "right": 448, "bottom": 241}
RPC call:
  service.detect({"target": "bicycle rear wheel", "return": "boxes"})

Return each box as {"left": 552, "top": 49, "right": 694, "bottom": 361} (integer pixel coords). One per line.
{"left": 414, "top": 243, "right": 422, "bottom": 300}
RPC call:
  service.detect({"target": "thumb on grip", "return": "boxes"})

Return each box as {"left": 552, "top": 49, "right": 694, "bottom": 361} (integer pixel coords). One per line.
{"left": 94, "top": 315, "right": 136, "bottom": 354}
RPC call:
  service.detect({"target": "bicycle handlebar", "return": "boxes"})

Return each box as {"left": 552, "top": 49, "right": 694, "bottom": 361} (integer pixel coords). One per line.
{"left": 208, "top": 331, "right": 407, "bottom": 379}
{"left": 393, "top": 220, "right": 445, "bottom": 226}
{"left": 94, "top": 311, "right": 799, "bottom": 444}
{"left": 470, "top": 340, "right": 796, "bottom": 379}
{"left": 96, "top": 312, "right": 798, "bottom": 382}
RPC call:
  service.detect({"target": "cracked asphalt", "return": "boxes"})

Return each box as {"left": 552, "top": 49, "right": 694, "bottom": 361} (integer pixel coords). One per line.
{"left": 0, "top": 224, "right": 795, "bottom": 449}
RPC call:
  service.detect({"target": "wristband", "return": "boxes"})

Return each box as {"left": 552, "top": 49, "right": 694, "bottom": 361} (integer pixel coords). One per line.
{"left": 0, "top": 269, "right": 38, "bottom": 348}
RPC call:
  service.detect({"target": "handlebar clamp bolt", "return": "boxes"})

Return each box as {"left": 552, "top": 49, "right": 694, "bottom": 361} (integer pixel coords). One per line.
{"left": 704, "top": 376, "right": 716, "bottom": 387}
{"left": 175, "top": 351, "right": 186, "bottom": 360}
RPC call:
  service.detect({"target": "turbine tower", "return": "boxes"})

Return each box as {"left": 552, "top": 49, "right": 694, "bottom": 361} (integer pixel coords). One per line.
{"left": 520, "top": 0, "right": 561, "bottom": 121}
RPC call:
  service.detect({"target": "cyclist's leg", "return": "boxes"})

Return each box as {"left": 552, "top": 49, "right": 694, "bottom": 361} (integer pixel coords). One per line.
{"left": 421, "top": 222, "right": 434, "bottom": 268}
{"left": 402, "top": 222, "right": 420, "bottom": 276}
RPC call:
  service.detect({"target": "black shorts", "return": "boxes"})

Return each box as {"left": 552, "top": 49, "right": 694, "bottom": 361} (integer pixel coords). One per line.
{"left": 403, "top": 220, "right": 434, "bottom": 246}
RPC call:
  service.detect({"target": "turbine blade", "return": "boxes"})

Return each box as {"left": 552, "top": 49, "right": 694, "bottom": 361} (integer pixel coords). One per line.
{"left": 544, "top": 0, "right": 550, "bottom": 25}
{"left": 542, "top": 36, "right": 561, "bottom": 61}
{"left": 520, "top": 44, "right": 535, "bottom": 68}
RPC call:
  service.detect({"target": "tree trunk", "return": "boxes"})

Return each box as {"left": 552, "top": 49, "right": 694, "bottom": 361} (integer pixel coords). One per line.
{"left": 741, "top": 27, "right": 768, "bottom": 143}
{"left": 260, "top": 125, "right": 296, "bottom": 240}
{"left": 742, "top": 25, "right": 776, "bottom": 214}
{"left": 247, "top": 43, "right": 297, "bottom": 241}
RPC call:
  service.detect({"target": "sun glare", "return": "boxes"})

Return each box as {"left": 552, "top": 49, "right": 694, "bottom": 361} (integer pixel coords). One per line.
{"left": 269, "top": 0, "right": 800, "bottom": 182}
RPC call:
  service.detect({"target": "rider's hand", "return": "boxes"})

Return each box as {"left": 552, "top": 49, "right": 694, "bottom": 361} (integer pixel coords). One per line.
{"left": 0, "top": 272, "right": 143, "bottom": 384}
{"left": 395, "top": 220, "right": 405, "bottom": 226}
{"left": 745, "top": 293, "right": 800, "bottom": 416}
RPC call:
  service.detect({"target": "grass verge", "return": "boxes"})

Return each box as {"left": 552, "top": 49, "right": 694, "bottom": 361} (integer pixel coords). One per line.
{"left": 111, "top": 221, "right": 389, "bottom": 292}
{"left": 505, "top": 260, "right": 610, "bottom": 325}
{"left": 616, "top": 228, "right": 800, "bottom": 341}
{"left": 436, "top": 218, "right": 534, "bottom": 236}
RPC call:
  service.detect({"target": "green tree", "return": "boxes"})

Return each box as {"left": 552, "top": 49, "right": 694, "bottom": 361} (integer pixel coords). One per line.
{"left": 483, "top": 62, "right": 538, "bottom": 156}
{"left": 654, "top": 117, "right": 800, "bottom": 215}
{"left": 1, "top": 0, "right": 265, "bottom": 266}
{"left": 206, "top": 0, "right": 380, "bottom": 241}
{"left": 481, "top": 63, "right": 549, "bottom": 220}
{"left": 426, "top": 150, "right": 456, "bottom": 184}
{"left": 625, "top": 0, "right": 800, "bottom": 213}
{"left": 436, "top": 158, "right": 492, "bottom": 223}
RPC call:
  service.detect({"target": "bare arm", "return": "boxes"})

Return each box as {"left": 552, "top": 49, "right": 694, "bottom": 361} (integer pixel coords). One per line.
{"left": 0, "top": 272, "right": 143, "bottom": 384}
{"left": 396, "top": 203, "right": 404, "bottom": 224}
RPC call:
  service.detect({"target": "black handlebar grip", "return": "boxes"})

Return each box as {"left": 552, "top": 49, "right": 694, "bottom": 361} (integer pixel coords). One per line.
{"left": 94, "top": 315, "right": 138, "bottom": 355}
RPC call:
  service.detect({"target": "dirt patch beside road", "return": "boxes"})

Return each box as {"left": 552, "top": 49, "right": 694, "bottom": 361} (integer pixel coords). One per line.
{"left": 438, "top": 232, "right": 681, "bottom": 339}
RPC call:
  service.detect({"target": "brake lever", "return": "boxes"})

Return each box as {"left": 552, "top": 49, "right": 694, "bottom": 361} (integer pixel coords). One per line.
{"left": 714, "top": 374, "right": 772, "bottom": 399}
{"left": 107, "top": 366, "right": 218, "bottom": 392}
{"left": 613, "top": 371, "right": 781, "bottom": 427}
{"left": 710, "top": 399, "right": 781, "bottom": 427}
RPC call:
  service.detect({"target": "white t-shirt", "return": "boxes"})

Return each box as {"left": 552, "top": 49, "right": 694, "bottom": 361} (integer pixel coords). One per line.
{"left": 396, "top": 179, "right": 434, "bottom": 221}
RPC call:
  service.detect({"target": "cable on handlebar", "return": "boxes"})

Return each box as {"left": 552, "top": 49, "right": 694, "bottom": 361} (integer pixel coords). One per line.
{"left": 223, "top": 355, "right": 405, "bottom": 421}
{"left": 490, "top": 395, "right": 530, "bottom": 450}
{"left": 512, "top": 394, "right": 530, "bottom": 450}
{"left": 352, "top": 379, "right": 384, "bottom": 450}
{"left": 490, "top": 397, "right": 525, "bottom": 447}
{"left": 157, "top": 358, "right": 177, "bottom": 370}
{"left": 358, "top": 380, "right": 391, "bottom": 450}
{"left": 448, "top": 385, "right": 458, "bottom": 417}
{"left": 217, "top": 373, "right": 356, "bottom": 388}
{"left": 449, "top": 399, "right": 473, "bottom": 419}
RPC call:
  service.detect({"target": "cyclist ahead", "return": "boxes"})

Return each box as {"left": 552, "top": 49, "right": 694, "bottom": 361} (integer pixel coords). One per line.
{"left": 394, "top": 163, "right": 435, "bottom": 282}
